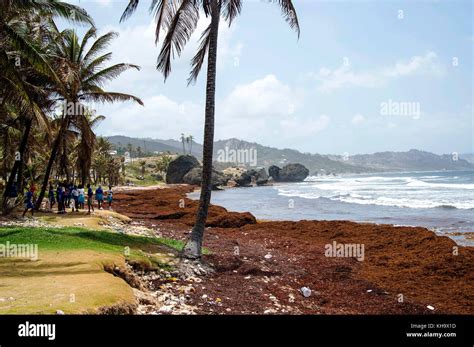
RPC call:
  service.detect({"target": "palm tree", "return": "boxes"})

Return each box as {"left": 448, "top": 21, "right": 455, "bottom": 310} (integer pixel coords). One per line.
{"left": 187, "top": 134, "right": 194, "bottom": 154}
{"left": 180, "top": 133, "right": 186, "bottom": 154}
{"left": 0, "top": 2, "right": 93, "bottom": 212}
{"left": 121, "top": 0, "right": 299, "bottom": 259}
{"left": 35, "top": 26, "right": 143, "bottom": 209}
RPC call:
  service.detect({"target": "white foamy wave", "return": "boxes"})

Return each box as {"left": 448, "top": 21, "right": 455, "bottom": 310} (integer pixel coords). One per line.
{"left": 331, "top": 195, "right": 474, "bottom": 210}
{"left": 406, "top": 179, "right": 474, "bottom": 190}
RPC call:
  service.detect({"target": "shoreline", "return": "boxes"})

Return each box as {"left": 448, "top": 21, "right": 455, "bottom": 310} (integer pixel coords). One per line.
{"left": 185, "top": 183, "right": 474, "bottom": 246}
{"left": 112, "top": 184, "right": 474, "bottom": 314}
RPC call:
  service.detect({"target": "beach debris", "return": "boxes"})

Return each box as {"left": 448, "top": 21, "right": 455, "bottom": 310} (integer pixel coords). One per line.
{"left": 264, "top": 253, "right": 273, "bottom": 260}
{"left": 55, "top": 310, "right": 65, "bottom": 315}
{"left": 366, "top": 289, "right": 373, "bottom": 293}
{"left": 300, "top": 287, "right": 312, "bottom": 298}
{"left": 427, "top": 305, "right": 435, "bottom": 311}
{"left": 289, "top": 293, "right": 296, "bottom": 303}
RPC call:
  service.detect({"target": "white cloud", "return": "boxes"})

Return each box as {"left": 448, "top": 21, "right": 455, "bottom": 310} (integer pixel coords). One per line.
{"left": 95, "top": 0, "right": 112, "bottom": 7}
{"left": 352, "top": 114, "right": 365, "bottom": 124}
{"left": 221, "top": 74, "right": 303, "bottom": 118}
{"left": 96, "top": 95, "right": 203, "bottom": 140}
{"left": 97, "top": 16, "right": 243, "bottom": 93}
{"left": 313, "top": 51, "right": 442, "bottom": 93}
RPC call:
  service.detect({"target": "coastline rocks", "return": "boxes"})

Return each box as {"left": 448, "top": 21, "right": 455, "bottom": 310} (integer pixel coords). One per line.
{"left": 234, "top": 172, "right": 252, "bottom": 187}
{"left": 166, "top": 155, "right": 200, "bottom": 184}
{"left": 268, "top": 165, "right": 281, "bottom": 181}
{"left": 182, "top": 167, "right": 229, "bottom": 190}
{"left": 248, "top": 168, "right": 269, "bottom": 186}
{"left": 269, "top": 164, "right": 309, "bottom": 182}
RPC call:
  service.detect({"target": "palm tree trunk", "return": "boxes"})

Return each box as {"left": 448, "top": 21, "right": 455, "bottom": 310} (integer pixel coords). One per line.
{"left": 2, "top": 117, "right": 32, "bottom": 214}
{"left": 35, "top": 115, "right": 69, "bottom": 210}
{"left": 183, "top": 0, "right": 220, "bottom": 259}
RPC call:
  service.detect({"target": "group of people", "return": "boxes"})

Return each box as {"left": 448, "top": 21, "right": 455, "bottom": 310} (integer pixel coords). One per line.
{"left": 22, "top": 183, "right": 114, "bottom": 217}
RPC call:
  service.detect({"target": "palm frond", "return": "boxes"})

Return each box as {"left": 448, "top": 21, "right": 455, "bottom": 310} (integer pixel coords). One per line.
{"left": 83, "top": 32, "right": 118, "bottom": 65}
{"left": 187, "top": 22, "right": 211, "bottom": 85}
{"left": 120, "top": 0, "right": 140, "bottom": 23}
{"left": 157, "top": 0, "right": 199, "bottom": 79}
{"left": 81, "top": 91, "right": 144, "bottom": 106}
{"left": 83, "top": 63, "right": 140, "bottom": 88}
{"left": 268, "top": 0, "right": 300, "bottom": 37}
{"left": 222, "top": 0, "right": 242, "bottom": 26}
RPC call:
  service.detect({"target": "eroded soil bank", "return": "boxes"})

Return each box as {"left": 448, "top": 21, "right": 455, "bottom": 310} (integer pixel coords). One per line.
{"left": 113, "top": 185, "right": 474, "bottom": 315}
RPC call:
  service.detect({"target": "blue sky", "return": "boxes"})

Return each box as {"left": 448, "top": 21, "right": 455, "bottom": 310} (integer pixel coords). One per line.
{"left": 63, "top": 0, "right": 473, "bottom": 155}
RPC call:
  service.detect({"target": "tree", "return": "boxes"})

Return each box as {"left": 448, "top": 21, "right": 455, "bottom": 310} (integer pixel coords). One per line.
{"left": 122, "top": 0, "right": 299, "bottom": 259}
{"left": 180, "top": 133, "right": 186, "bottom": 154}
{"left": 0, "top": 1, "right": 93, "bottom": 212}
{"left": 35, "top": 26, "right": 143, "bottom": 209}
{"left": 187, "top": 135, "right": 194, "bottom": 154}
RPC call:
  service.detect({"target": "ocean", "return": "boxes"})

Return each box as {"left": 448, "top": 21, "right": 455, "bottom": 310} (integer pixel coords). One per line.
{"left": 188, "top": 170, "right": 474, "bottom": 245}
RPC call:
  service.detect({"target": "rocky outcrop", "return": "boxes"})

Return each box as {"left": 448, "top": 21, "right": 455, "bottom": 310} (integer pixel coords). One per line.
{"left": 183, "top": 167, "right": 229, "bottom": 190}
{"left": 269, "top": 163, "right": 309, "bottom": 182}
{"left": 247, "top": 168, "right": 269, "bottom": 186}
{"left": 165, "top": 155, "right": 200, "bottom": 184}
{"left": 268, "top": 165, "right": 281, "bottom": 181}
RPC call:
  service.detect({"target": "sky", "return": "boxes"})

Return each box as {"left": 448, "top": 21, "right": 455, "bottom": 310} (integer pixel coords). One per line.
{"left": 61, "top": 0, "right": 473, "bottom": 155}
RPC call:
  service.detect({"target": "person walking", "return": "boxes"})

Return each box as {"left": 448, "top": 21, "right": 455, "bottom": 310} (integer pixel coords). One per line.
{"left": 22, "top": 187, "right": 34, "bottom": 217}
{"left": 96, "top": 185, "right": 104, "bottom": 210}
{"left": 106, "top": 186, "right": 113, "bottom": 210}
{"left": 48, "top": 184, "right": 55, "bottom": 212}
{"left": 87, "top": 184, "right": 94, "bottom": 214}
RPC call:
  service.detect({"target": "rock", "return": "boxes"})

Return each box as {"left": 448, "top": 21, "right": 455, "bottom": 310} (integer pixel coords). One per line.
{"left": 300, "top": 287, "right": 312, "bottom": 298}
{"left": 182, "top": 167, "right": 229, "bottom": 190}
{"left": 165, "top": 155, "right": 200, "bottom": 184}
{"left": 248, "top": 168, "right": 269, "bottom": 186}
{"left": 270, "top": 164, "right": 309, "bottom": 182}
{"left": 234, "top": 172, "right": 252, "bottom": 187}
{"left": 268, "top": 165, "right": 281, "bottom": 181}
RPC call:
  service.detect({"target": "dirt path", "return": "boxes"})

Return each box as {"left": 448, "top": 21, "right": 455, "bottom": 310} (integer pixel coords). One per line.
{"left": 113, "top": 185, "right": 474, "bottom": 315}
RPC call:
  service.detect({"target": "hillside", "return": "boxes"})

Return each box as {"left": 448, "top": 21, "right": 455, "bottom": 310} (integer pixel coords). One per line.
{"left": 106, "top": 136, "right": 474, "bottom": 174}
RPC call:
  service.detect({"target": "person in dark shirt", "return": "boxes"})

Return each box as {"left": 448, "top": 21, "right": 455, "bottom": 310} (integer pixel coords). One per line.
{"left": 95, "top": 185, "right": 104, "bottom": 210}
{"left": 87, "top": 184, "right": 94, "bottom": 214}
{"left": 48, "top": 184, "right": 55, "bottom": 211}
{"left": 22, "top": 187, "right": 34, "bottom": 217}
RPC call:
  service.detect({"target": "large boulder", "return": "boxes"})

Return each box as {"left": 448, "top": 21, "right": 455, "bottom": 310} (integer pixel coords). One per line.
{"left": 279, "top": 163, "right": 309, "bottom": 182}
{"left": 269, "top": 163, "right": 309, "bottom": 182}
{"left": 234, "top": 172, "right": 252, "bottom": 187}
{"left": 183, "top": 167, "right": 229, "bottom": 190}
{"left": 165, "top": 155, "right": 200, "bottom": 184}
{"left": 268, "top": 165, "right": 281, "bottom": 181}
{"left": 248, "top": 168, "right": 269, "bottom": 186}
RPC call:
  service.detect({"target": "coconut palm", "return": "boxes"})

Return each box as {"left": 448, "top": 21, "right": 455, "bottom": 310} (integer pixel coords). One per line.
{"left": 121, "top": 0, "right": 299, "bottom": 258}
{"left": 35, "top": 26, "right": 143, "bottom": 209}
{"left": 0, "top": 4, "right": 91, "bottom": 212}
{"left": 180, "top": 133, "right": 186, "bottom": 154}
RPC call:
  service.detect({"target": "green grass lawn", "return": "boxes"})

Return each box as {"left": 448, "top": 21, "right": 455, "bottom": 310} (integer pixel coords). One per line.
{"left": 0, "top": 226, "right": 183, "bottom": 314}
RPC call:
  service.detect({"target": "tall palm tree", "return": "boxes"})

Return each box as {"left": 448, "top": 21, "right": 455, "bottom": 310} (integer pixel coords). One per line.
{"left": 0, "top": 2, "right": 93, "bottom": 212}
{"left": 35, "top": 26, "right": 143, "bottom": 209}
{"left": 180, "top": 133, "right": 186, "bottom": 154}
{"left": 187, "top": 134, "right": 194, "bottom": 154}
{"left": 122, "top": 0, "right": 299, "bottom": 258}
